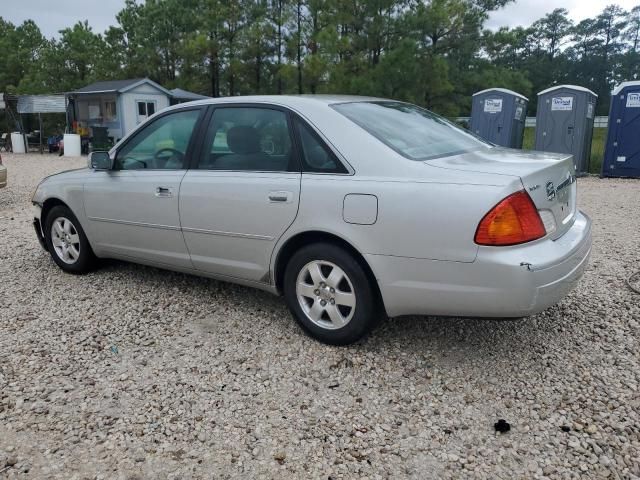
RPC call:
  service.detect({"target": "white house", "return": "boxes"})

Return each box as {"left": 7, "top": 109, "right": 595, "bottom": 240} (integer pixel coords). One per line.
{"left": 67, "top": 78, "right": 173, "bottom": 142}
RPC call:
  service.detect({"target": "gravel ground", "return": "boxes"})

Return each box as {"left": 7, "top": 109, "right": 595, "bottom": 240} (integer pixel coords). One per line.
{"left": 0, "top": 152, "right": 639, "bottom": 479}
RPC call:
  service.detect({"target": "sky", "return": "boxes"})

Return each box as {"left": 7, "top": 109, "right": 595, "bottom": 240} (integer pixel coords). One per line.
{"left": 4, "top": 0, "right": 125, "bottom": 38}
{"left": 486, "top": 0, "right": 638, "bottom": 30}
{"left": 1, "top": 0, "right": 637, "bottom": 39}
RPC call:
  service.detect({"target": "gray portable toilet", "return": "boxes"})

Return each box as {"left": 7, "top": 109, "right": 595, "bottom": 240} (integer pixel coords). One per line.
{"left": 601, "top": 81, "right": 640, "bottom": 178}
{"left": 469, "top": 88, "right": 528, "bottom": 148}
{"left": 534, "top": 85, "right": 597, "bottom": 175}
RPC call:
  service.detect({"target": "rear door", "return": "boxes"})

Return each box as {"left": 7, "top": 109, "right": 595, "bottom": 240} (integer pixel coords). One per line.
{"left": 179, "top": 105, "right": 301, "bottom": 282}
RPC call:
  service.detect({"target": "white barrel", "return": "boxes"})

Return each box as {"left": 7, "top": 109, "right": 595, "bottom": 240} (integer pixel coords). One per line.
{"left": 63, "top": 134, "right": 81, "bottom": 157}
{"left": 11, "top": 132, "right": 26, "bottom": 153}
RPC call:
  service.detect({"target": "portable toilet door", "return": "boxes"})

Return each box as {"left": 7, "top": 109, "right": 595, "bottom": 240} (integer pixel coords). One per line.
{"left": 509, "top": 98, "right": 528, "bottom": 149}
{"left": 534, "top": 85, "right": 597, "bottom": 175}
{"left": 469, "top": 88, "right": 528, "bottom": 148}
{"left": 602, "top": 81, "right": 640, "bottom": 178}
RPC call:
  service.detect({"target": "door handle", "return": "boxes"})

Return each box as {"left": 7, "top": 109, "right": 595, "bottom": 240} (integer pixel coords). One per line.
{"left": 268, "top": 191, "right": 292, "bottom": 203}
{"left": 155, "top": 186, "right": 173, "bottom": 197}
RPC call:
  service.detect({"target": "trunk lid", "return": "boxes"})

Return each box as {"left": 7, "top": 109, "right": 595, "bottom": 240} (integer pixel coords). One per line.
{"left": 427, "top": 147, "right": 577, "bottom": 239}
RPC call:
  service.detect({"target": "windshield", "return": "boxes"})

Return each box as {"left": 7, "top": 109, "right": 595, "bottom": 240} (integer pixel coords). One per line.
{"left": 332, "top": 101, "right": 491, "bottom": 161}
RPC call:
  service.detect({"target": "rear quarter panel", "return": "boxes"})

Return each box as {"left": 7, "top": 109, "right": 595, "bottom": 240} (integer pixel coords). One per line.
{"left": 280, "top": 166, "right": 522, "bottom": 265}
{"left": 279, "top": 104, "right": 525, "bottom": 267}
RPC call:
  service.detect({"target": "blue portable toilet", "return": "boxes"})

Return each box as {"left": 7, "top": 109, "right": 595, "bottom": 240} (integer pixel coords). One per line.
{"left": 602, "top": 81, "right": 640, "bottom": 178}
{"left": 469, "top": 88, "right": 528, "bottom": 148}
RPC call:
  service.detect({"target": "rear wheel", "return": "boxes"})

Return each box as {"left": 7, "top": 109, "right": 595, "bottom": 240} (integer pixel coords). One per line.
{"left": 44, "top": 205, "right": 96, "bottom": 274}
{"left": 283, "top": 243, "right": 380, "bottom": 345}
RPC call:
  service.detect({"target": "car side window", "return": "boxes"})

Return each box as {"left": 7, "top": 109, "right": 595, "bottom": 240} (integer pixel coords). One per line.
{"left": 294, "top": 118, "right": 347, "bottom": 174}
{"left": 198, "top": 107, "right": 294, "bottom": 172}
{"left": 115, "top": 109, "right": 200, "bottom": 170}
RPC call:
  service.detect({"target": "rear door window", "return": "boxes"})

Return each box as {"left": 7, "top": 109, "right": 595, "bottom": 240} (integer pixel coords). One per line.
{"left": 198, "top": 107, "right": 295, "bottom": 172}
{"left": 294, "top": 118, "right": 347, "bottom": 174}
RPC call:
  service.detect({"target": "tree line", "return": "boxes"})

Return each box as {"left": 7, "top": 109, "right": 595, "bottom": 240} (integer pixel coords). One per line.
{"left": 0, "top": 0, "right": 638, "bottom": 116}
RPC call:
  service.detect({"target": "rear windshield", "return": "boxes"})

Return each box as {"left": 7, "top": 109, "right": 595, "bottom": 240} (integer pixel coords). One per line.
{"left": 332, "top": 101, "right": 491, "bottom": 161}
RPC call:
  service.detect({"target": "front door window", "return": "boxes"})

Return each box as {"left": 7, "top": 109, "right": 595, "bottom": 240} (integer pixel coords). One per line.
{"left": 116, "top": 109, "right": 200, "bottom": 170}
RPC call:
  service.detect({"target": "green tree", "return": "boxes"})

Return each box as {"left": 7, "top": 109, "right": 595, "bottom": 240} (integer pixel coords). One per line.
{"left": 533, "top": 8, "right": 572, "bottom": 60}
{"left": 2, "top": 1, "right": 637, "bottom": 119}
{"left": 624, "top": 6, "right": 640, "bottom": 52}
{"left": 58, "top": 22, "right": 108, "bottom": 87}
{"left": 0, "top": 18, "right": 46, "bottom": 92}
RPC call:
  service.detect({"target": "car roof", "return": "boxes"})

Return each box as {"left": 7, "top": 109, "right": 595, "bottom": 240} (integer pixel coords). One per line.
{"left": 167, "top": 94, "right": 389, "bottom": 112}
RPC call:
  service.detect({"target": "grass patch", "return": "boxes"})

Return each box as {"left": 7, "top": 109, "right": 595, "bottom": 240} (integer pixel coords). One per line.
{"left": 589, "top": 129, "right": 606, "bottom": 174}
{"left": 523, "top": 127, "right": 607, "bottom": 174}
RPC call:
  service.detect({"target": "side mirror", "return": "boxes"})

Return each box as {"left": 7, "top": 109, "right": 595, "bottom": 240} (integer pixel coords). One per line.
{"left": 89, "top": 151, "right": 113, "bottom": 170}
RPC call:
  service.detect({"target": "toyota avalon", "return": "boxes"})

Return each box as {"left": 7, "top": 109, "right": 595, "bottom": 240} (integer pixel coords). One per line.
{"left": 32, "top": 96, "right": 592, "bottom": 344}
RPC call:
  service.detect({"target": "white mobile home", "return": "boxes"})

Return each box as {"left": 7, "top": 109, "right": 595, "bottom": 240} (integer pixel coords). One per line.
{"left": 67, "top": 78, "right": 172, "bottom": 142}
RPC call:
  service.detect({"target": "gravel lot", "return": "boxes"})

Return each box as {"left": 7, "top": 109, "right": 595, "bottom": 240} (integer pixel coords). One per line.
{"left": 0, "top": 152, "right": 639, "bottom": 479}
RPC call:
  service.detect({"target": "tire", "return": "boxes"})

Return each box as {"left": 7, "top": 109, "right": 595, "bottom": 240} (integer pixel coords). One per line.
{"left": 283, "top": 242, "right": 380, "bottom": 345}
{"left": 44, "top": 205, "right": 96, "bottom": 274}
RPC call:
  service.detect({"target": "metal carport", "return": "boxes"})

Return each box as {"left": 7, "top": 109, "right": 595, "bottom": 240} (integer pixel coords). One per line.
{"left": 15, "top": 94, "right": 67, "bottom": 153}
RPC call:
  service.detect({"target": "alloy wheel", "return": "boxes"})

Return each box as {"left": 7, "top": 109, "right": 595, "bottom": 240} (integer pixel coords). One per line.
{"left": 50, "top": 217, "right": 81, "bottom": 265}
{"left": 296, "top": 260, "right": 356, "bottom": 330}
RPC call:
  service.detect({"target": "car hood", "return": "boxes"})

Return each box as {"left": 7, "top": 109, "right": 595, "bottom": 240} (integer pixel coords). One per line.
{"left": 40, "top": 167, "right": 90, "bottom": 183}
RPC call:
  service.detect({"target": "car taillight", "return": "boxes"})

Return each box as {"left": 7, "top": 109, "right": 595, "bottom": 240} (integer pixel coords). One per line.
{"left": 475, "top": 190, "right": 546, "bottom": 246}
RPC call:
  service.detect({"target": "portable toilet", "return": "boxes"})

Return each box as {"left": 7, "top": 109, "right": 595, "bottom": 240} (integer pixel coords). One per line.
{"left": 601, "top": 81, "right": 640, "bottom": 178}
{"left": 534, "top": 85, "right": 597, "bottom": 175}
{"left": 469, "top": 88, "right": 528, "bottom": 148}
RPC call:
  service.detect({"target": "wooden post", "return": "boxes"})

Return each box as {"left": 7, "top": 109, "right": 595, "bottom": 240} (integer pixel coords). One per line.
{"left": 39, "top": 113, "right": 43, "bottom": 154}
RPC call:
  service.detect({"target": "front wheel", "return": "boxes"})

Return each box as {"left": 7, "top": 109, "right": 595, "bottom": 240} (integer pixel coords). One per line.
{"left": 44, "top": 205, "right": 96, "bottom": 274}
{"left": 283, "top": 243, "right": 381, "bottom": 345}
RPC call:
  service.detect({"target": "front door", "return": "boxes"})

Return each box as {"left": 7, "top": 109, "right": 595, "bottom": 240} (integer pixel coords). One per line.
{"left": 179, "top": 106, "right": 301, "bottom": 282}
{"left": 83, "top": 107, "right": 203, "bottom": 268}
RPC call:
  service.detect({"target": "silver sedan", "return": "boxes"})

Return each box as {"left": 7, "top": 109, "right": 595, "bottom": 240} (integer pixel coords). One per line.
{"left": 32, "top": 96, "right": 591, "bottom": 344}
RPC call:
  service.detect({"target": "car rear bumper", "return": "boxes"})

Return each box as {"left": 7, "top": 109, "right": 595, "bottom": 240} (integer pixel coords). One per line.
{"left": 367, "top": 211, "right": 592, "bottom": 318}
